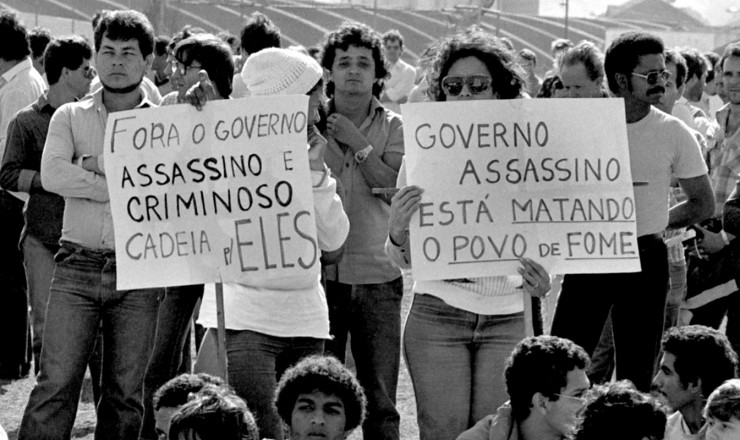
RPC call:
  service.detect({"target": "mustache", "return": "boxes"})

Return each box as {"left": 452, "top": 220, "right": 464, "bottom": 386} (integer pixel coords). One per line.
{"left": 647, "top": 86, "right": 665, "bottom": 95}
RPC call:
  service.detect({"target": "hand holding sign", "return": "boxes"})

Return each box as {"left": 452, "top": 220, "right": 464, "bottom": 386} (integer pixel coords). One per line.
{"left": 307, "top": 124, "right": 327, "bottom": 172}
{"left": 517, "top": 257, "right": 551, "bottom": 297}
{"left": 389, "top": 185, "right": 424, "bottom": 246}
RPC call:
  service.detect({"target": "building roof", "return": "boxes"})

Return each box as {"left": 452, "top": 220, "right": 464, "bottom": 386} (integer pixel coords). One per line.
{"left": 604, "top": 0, "right": 706, "bottom": 28}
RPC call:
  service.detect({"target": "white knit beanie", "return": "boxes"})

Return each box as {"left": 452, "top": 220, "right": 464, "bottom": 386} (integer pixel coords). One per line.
{"left": 243, "top": 48, "right": 323, "bottom": 96}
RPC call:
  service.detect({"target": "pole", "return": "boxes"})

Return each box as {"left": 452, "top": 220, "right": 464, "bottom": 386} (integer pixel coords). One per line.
{"left": 215, "top": 282, "right": 229, "bottom": 383}
{"left": 523, "top": 292, "right": 534, "bottom": 337}
{"left": 564, "top": 0, "right": 569, "bottom": 40}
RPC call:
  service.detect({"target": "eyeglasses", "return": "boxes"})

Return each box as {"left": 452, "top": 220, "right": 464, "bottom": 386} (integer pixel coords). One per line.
{"left": 554, "top": 393, "right": 587, "bottom": 404}
{"left": 171, "top": 60, "right": 202, "bottom": 76}
{"left": 441, "top": 74, "right": 492, "bottom": 96}
{"left": 631, "top": 70, "right": 671, "bottom": 85}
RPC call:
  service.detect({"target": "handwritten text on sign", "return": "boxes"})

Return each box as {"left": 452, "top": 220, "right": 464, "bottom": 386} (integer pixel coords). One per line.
{"left": 400, "top": 99, "right": 641, "bottom": 281}
{"left": 104, "top": 96, "right": 317, "bottom": 290}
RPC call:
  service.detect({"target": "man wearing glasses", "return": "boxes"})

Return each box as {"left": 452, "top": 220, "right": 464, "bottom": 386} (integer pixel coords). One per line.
{"left": 457, "top": 336, "right": 591, "bottom": 440}
{"left": 551, "top": 32, "right": 714, "bottom": 393}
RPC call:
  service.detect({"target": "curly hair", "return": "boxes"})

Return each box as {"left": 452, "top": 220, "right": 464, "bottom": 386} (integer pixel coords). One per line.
{"left": 425, "top": 26, "right": 524, "bottom": 102}
{"left": 0, "top": 11, "right": 30, "bottom": 62}
{"left": 575, "top": 381, "right": 667, "bottom": 440}
{"left": 662, "top": 325, "right": 739, "bottom": 398}
{"left": 168, "top": 385, "right": 259, "bottom": 440}
{"left": 239, "top": 12, "right": 281, "bottom": 56}
{"left": 153, "top": 373, "right": 226, "bottom": 411}
{"left": 320, "top": 21, "right": 388, "bottom": 98}
{"left": 506, "top": 336, "right": 590, "bottom": 422}
{"left": 705, "top": 379, "right": 740, "bottom": 422}
{"left": 274, "top": 355, "right": 366, "bottom": 431}
{"left": 604, "top": 31, "right": 663, "bottom": 94}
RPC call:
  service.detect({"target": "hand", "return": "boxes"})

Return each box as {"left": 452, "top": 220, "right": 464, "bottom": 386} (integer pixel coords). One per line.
{"left": 518, "top": 257, "right": 551, "bottom": 297}
{"left": 307, "top": 125, "right": 327, "bottom": 172}
{"left": 185, "top": 70, "right": 218, "bottom": 111}
{"left": 696, "top": 225, "right": 725, "bottom": 254}
{"left": 326, "top": 113, "right": 363, "bottom": 151}
{"left": 81, "top": 155, "right": 104, "bottom": 175}
{"left": 388, "top": 185, "right": 423, "bottom": 244}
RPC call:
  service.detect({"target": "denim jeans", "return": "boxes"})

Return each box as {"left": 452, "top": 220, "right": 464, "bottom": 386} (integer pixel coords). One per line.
{"left": 0, "top": 190, "right": 29, "bottom": 378}
{"left": 18, "top": 248, "right": 162, "bottom": 440}
{"left": 21, "top": 235, "right": 57, "bottom": 375}
{"left": 140, "top": 284, "right": 203, "bottom": 440}
{"left": 325, "top": 277, "right": 403, "bottom": 440}
{"left": 551, "top": 234, "right": 668, "bottom": 392}
{"left": 404, "top": 294, "right": 524, "bottom": 440}
{"left": 194, "top": 327, "right": 323, "bottom": 440}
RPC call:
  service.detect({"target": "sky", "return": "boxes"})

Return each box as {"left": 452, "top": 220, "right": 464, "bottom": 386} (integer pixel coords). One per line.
{"left": 538, "top": 0, "right": 740, "bottom": 26}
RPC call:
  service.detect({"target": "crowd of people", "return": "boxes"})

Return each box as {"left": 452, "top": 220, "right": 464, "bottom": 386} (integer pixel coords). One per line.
{"left": 0, "top": 5, "right": 738, "bottom": 440}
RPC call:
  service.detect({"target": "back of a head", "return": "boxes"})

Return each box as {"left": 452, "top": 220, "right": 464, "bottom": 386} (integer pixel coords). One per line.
{"left": 705, "top": 379, "right": 740, "bottom": 423}
{"left": 664, "top": 48, "right": 688, "bottom": 88}
{"left": 28, "top": 27, "right": 52, "bottom": 60}
{"left": 505, "top": 336, "right": 590, "bottom": 422}
{"left": 154, "top": 35, "right": 171, "bottom": 57}
{"left": 44, "top": 35, "right": 93, "bottom": 86}
{"left": 274, "top": 355, "right": 367, "bottom": 433}
{"left": 678, "top": 47, "right": 708, "bottom": 82}
{"left": 154, "top": 373, "right": 226, "bottom": 411}
{"left": 240, "top": 12, "right": 281, "bottom": 56}
{"left": 93, "top": 9, "right": 154, "bottom": 58}
{"left": 175, "top": 35, "right": 235, "bottom": 98}
{"left": 559, "top": 40, "right": 604, "bottom": 82}
{"left": 604, "top": 31, "right": 663, "bottom": 94}
{"left": 168, "top": 385, "right": 259, "bottom": 440}
{"left": 575, "top": 381, "right": 667, "bottom": 440}
{"left": 662, "top": 325, "right": 739, "bottom": 398}
{"left": 0, "top": 11, "right": 30, "bottom": 62}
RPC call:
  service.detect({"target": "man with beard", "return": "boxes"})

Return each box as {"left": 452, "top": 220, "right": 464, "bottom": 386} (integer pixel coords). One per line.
{"left": 653, "top": 326, "right": 738, "bottom": 440}
{"left": 551, "top": 32, "right": 714, "bottom": 392}
{"left": 17, "top": 10, "right": 163, "bottom": 440}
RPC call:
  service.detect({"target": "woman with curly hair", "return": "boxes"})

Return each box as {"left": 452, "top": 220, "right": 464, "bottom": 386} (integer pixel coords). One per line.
{"left": 386, "top": 27, "right": 552, "bottom": 440}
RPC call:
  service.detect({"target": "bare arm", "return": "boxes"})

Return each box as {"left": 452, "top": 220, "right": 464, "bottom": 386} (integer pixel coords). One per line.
{"left": 668, "top": 174, "right": 715, "bottom": 230}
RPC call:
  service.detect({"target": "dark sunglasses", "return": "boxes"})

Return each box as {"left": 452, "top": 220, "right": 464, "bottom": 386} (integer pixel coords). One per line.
{"left": 631, "top": 70, "right": 671, "bottom": 86}
{"left": 441, "top": 74, "right": 492, "bottom": 96}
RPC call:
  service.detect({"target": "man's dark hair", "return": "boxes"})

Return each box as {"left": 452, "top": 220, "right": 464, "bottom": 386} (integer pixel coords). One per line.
{"left": 679, "top": 47, "right": 708, "bottom": 82}
{"left": 704, "top": 51, "right": 721, "bottom": 83}
{"left": 721, "top": 43, "right": 740, "bottom": 75}
{"left": 44, "top": 36, "right": 93, "bottom": 85}
{"left": 664, "top": 48, "right": 688, "bottom": 88}
{"left": 575, "top": 381, "right": 667, "bottom": 440}
{"left": 91, "top": 10, "right": 109, "bottom": 32}
{"left": 94, "top": 9, "right": 154, "bottom": 58}
{"left": 28, "top": 27, "right": 52, "bottom": 60}
{"left": 174, "top": 35, "right": 235, "bottom": 97}
{"left": 560, "top": 40, "right": 604, "bottom": 82}
{"left": 662, "top": 325, "right": 738, "bottom": 398}
{"left": 153, "top": 373, "right": 226, "bottom": 411}
{"left": 168, "top": 25, "right": 206, "bottom": 54}
{"left": 168, "top": 385, "right": 259, "bottom": 440}
{"left": 240, "top": 12, "right": 281, "bottom": 56}
{"left": 426, "top": 27, "right": 524, "bottom": 101}
{"left": 321, "top": 21, "right": 388, "bottom": 98}
{"left": 274, "top": 356, "right": 366, "bottom": 432}
{"left": 0, "top": 11, "right": 30, "bottom": 62}
{"left": 154, "top": 35, "right": 170, "bottom": 57}
{"left": 537, "top": 74, "right": 563, "bottom": 98}
{"left": 604, "top": 31, "right": 664, "bottom": 94}
{"left": 382, "top": 29, "right": 404, "bottom": 49}
{"left": 506, "top": 335, "right": 590, "bottom": 422}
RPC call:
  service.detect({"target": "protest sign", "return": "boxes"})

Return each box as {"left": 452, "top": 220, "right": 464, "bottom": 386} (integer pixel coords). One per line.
{"left": 401, "top": 98, "right": 641, "bottom": 281}
{"left": 104, "top": 96, "right": 318, "bottom": 290}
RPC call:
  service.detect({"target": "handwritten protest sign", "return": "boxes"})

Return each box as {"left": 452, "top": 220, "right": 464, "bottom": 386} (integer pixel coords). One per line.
{"left": 104, "top": 96, "right": 318, "bottom": 290}
{"left": 401, "top": 99, "right": 641, "bottom": 281}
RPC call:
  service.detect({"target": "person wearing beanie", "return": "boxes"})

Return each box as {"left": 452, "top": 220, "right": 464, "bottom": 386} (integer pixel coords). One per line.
{"left": 189, "top": 47, "right": 349, "bottom": 440}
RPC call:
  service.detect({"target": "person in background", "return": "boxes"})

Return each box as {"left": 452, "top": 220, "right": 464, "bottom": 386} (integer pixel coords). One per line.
{"left": 380, "top": 29, "right": 416, "bottom": 113}
{"left": 703, "top": 51, "right": 724, "bottom": 121}
{"left": 27, "top": 27, "right": 51, "bottom": 83}
{"left": 148, "top": 35, "right": 172, "bottom": 95}
{"left": 517, "top": 48, "right": 542, "bottom": 97}
{"left": 558, "top": 41, "right": 606, "bottom": 98}
{"left": 704, "top": 379, "right": 740, "bottom": 440}
{"left": 543, "top": 38, "right": 573, "bottom": 79}
{"left": 230, "top": 12, "right": 281, "bottom": 99}
{"left": 168, "top": 385, "right": 259, "bottom": 440}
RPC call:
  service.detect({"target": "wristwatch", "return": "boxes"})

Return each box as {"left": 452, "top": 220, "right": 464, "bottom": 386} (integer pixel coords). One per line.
{"left": 355, "top": 144, "right": 373, "bottom": 163}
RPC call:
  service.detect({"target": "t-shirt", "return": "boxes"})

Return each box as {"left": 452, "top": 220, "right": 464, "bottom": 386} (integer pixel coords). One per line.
{"left": 628, "top": 107, "right": 708, "bottom": 236}
{"left": 665, "top": 411, "right": 706, "bottom": 440}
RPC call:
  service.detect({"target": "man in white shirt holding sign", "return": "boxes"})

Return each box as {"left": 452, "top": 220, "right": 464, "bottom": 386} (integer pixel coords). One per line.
{"left": 550, "top": 31, "right": 714, "bottom": 393}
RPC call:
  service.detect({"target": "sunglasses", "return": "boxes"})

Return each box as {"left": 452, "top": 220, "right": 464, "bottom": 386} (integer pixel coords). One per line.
{"left": 171, "top": 60, "right": 202, "bottom": 76}
{"left": 441, "top": 74, "right": 492, "bottom": 96}
{"left": 631, "top": 70, "right": 671, "bottom": 86}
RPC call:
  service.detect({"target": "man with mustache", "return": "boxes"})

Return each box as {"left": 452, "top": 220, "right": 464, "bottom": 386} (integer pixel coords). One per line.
{"left": 551, "top": 32, "right": 715, "bottom": 392}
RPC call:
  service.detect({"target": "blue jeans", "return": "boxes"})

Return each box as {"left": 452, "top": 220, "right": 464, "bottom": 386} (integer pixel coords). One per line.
{"left": 325, "top": 277, "right": 403, "bottom": 440}
{"left": 18, "top": 246, "right": 162, "bottom": 440}
{"left": 404, "top": 294, "right": 523, "bottom": 440}
{"left": 22, "top": 235, "right": 57, "bottom": 375}
{"left": 551, "top": 234, "right": 668, "bottom": 392}
{"left": 195, "top": 328, "right": 323, "bottom": 440}
{"left": 140, "top": 284, "right": 203, "bottom": 440}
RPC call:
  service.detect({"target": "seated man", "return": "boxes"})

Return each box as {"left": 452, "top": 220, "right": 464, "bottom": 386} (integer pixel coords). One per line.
{"left": 704, "top": 379, "right": 740, "bottom": 440}
{"left": 274, "top": 355, "right": 367, "bottom": 440}
{"left": 575, "top": 380, "right": 667, "bottom": 440}
{"left": 653, "top": 325, "right": 739, "bottom": 440}
{"left": 168, "top": 385, "right": 259, "bottom": 440}
{"left": 152, "top": 373, "right": 227, "bottom": 440}
{"left": 457, "top": 335, "right": 591, "bottom": 440}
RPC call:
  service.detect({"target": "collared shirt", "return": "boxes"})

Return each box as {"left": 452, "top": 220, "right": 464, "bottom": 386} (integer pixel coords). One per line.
{"left": 41, "top": 87, "right": 154, "bottom": 251}
{"left": 0, "top": 58, "right": 46, "bottom": 196}
{"left": 0, "top": 93, "right": 63, "bottom": 246}
{"left": 324, "top": 97, "right": 404, "bottom": 284}
{"left": 710, "top": 104, "right": 740, "bottom": 215}
{"left": 383, "top": 59, "right": 416, "bottom": 109}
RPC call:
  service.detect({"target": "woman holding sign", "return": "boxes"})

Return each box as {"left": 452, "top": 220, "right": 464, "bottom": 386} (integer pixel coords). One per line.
{"left": 386, "top": 28, "right": 552, "bottom": 440}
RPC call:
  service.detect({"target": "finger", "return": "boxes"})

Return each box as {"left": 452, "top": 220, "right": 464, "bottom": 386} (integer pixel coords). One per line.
{"left": 520, "top": 257, "right": 547, "bottom": 278}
